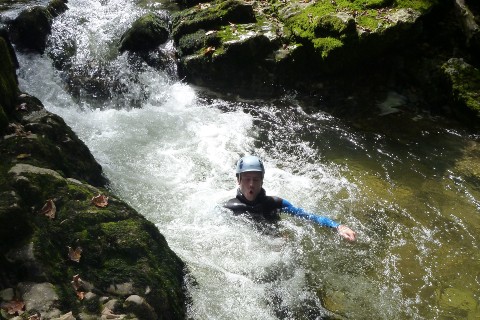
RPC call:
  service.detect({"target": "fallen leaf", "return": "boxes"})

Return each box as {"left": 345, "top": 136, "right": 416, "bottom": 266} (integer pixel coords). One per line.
{"left": 71, "top": 274, "right": 84, "bottom": 291}
{"left": 68, "top": 246, "right": 83, "bottom": 262}
{"left": 204, "top": 46, "right": 216, "bottom": 56}
{"left": 91, "top": 194, "right": 108, "bottom": 207}
{"left": 76, "top": 291, "right": 85, "bottom": 300}
{"left": 16, "top": 153, "right": 31, "bottom": 159}
{"left": 38, "top": 199, "right": 56, "bottom": 219}
{"left": 0, "top": 299, "right": 25, "bottom": 315}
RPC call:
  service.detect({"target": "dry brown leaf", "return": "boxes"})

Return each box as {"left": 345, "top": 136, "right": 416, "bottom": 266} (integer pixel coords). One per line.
{"left": 76, "top": 291, "right": 85, "bottom": 300}
{"left": 38, "top": 199, "right": 56, "bottom": 219}
{"left": 0, "top": 299, "right": 25, "bottom": 315}
{"left": 204, "top": 46, "right": 216, "bottom": 56}
{"left": 71, "top": 274, "right": 84, "bottom": 291}
{"left": 91, "top": 194, "right": 109, "bottom": 207}
{"left": 68, "top": 246, "right": 83, "bottom": 262}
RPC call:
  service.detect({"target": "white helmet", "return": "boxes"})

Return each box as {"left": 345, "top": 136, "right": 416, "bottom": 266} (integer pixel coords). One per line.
{"left": 235, "top": 155, "right": 265, "bottom": 176}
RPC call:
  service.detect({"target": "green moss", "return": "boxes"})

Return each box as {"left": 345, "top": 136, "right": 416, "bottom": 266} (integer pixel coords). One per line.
{"left": 283, "top": 0, "right": 436, "bottom": 42}
{"left": 172, "top": 0, "right": 255, "bottom": 41}
{"left": 395, "top": 0, "right": 439, "bottom": 12}
{"left": 119, "top": 12, "right": 170, "bottom": 52}
{"left": 442, "top": 58, "right": 480, "bottom": 114}
{"left": 312, "top": 37, "right": 344, "bottom": 58}
{"left": 178, "top": 29, "right": 221, "bottom": 56}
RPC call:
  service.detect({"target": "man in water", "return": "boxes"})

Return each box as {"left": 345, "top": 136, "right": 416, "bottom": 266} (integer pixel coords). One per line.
{"left": 224, "top": 155, "right": 357, "bottom": 241}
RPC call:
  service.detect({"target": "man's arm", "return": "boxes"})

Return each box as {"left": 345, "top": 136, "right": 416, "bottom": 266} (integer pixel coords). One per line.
{"left": 280, "top": 199, "right": 356, "bottom": 241}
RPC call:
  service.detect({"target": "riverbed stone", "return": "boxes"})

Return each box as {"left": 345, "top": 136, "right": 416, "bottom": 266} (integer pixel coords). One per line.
{"left": 124, "top": 295, "right": 157, "bottom": 320}
{"left": 18, "top": 282, "right": 61, "bottom": 316}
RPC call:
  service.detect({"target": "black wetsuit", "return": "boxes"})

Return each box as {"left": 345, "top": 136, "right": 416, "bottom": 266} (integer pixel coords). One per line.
{"left": 224, "top": 188, "right": 283, "bottom": 223}
{"left": 224, "top": 188, "right": 340, "bottom": 228}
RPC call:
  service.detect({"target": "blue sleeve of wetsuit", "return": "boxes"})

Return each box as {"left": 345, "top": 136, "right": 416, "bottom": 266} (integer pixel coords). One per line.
{"left": 281, "top": 199, "right": 340, "bottom": 228}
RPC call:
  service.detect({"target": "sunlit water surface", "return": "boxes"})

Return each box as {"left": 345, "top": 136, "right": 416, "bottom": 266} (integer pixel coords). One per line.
{"left": 13, "top": 0, "right": 480, "bottom": 318}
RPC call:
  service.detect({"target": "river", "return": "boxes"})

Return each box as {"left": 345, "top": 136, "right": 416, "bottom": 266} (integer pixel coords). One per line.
{"left": 12, "top": 0, "right": 480, "bottom": 318}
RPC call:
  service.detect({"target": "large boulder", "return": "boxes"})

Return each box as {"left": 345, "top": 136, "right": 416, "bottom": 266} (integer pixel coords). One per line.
{"left": 9, "top": 6, "right": 53, "bottom": 53}
{"left": 171, "top": 0, "right": 440, "bottom": 92}
{"left": 441, "top": 58, "right": 480, "bottom": 123}
{"left": 8, "top": 0, "right": 68, "bottom": 53}
{"left": 0, "top": 32, "right": 188, "bottom": 320}
{"left": 119, "top": 12, "right": 170, "bottom": 53}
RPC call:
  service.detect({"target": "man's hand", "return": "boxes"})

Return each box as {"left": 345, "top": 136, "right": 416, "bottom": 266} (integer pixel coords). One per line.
{"left": 337, "top": 225, "right": 356, "bottom": 241}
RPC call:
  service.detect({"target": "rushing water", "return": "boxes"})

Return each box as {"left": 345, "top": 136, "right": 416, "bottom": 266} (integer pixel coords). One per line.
{"left": 10, "top": 0, "right": 480, "bottom": 318}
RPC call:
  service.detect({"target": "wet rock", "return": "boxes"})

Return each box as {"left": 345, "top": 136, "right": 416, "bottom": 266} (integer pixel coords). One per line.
{"left": 8, "top": 6, "right": 53, "bottom": 53}
{"left": 47, "top": 0, "right": 69, "bottom": 18}
{"left": 124, "top": 295, "right": 157, "bottom": 320}
{"left": 0, "top": 35, "right": 19, "bottom": 115}
{"left": 5, "top": 242, "right": 48, "bottom": 281}
{"left": 7, "top": 0, "right": 68, "bottom": 53}
{"left": 107, "top": 282, "right": 134, "bottom": 296}
{"left": 18, "top": 282, "right": 61, "bottom": 318}
{"left": 0, "top": 288, "right": 15, "bottom": 301}
{"left": 441, "top": 58, "right": 480, "bottom": 123}
{"left": 454, "top": 0, "right": 480, "bottom": 57}
{"left": 171, "top": 0, "right": 256, "bottom": 42}
{"left": 119, "top": 12, "right": 170, "bottom": 53}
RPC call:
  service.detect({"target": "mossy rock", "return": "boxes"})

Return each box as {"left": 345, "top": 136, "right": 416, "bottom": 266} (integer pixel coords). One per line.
{"left": 47, "top": 0, "right": 68, "bottom": 18}
{"left": 178, "top": 28, "right": 277, "bottom": 92}
{"left": 0, "top": 72, "right": 187, "bottom": 318}
{"left": 5, "top": 108, "right": 106, "bottom": 186}
{"left": 282, "top": 1, "right": 428, "bottom": 69}
{"left": 177, "top": 29, "right": 221, "bottom": 56}
{"left": 442, "top": 58, "right": 480, "bottom": 122}
{"left": 119, "top": 12, "right": 170, "bottom": 53}
{"left": 9, "top": 6, "right": 54, "bottom": 53}
{"left": 2, "top": 166, "right": 187, "bottom": 318}
{"left": 171, "top": 0, "right": 256, "bottom": 42}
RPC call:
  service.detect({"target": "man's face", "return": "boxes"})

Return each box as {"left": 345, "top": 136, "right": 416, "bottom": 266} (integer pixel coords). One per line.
{"left": 238, "top": 172, "right": 263, "bottom": 202}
